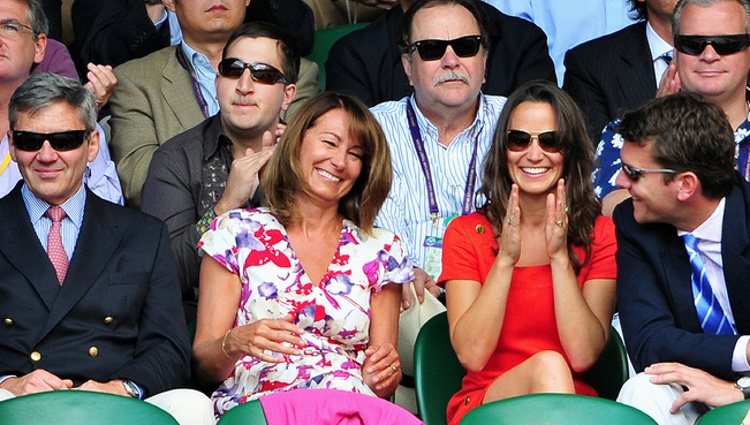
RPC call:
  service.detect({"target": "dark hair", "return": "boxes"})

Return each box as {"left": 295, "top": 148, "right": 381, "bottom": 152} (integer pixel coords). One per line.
{"left": 617, "top": 92, "right": 737, "bottom": 198}
{"left": 24, "top": 0, "right": 48, "bottom": 40}
{"left": 399, "top": 0, "right": 490, "bottom": 53}
{"left": 222, "top": 21, "right": 301, "bottom": 84}
{"left": 480, "top": 80, "right": 599, "bottom": 273}
{"left": 673, "top": 0, "right": 750, "bottom": 35}
{"left": 261, "top": 92, "right": 392, "bottom": 234}
{"left": 627, "top": 0, "right": 648, "bottom": 21}
{"left": 9, "top": 73, "right": 97, "bottom": 131}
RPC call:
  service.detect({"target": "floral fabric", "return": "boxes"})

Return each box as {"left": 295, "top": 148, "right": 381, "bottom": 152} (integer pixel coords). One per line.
{"left": 198, "top": 208, "right": 414, "bottom": 416}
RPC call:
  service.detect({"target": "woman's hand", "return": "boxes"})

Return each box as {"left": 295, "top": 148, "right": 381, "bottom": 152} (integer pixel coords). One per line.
{"left": 362, "top": 343, "right": 401, "bottom": 398}
{"left": 497, "top": 184, "right": 521, "bottom": 267}
{"left": 545, "top": 179, "right": 568, "bottom": 261}
{"left": 223, "top": 314, "right": 304, "bottom": 363}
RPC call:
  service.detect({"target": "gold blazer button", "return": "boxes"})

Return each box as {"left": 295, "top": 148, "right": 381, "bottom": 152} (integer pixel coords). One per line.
{"left": 3, "top": 318, "right": 12, "bottom": 326}
{"left": 30, "top": 351, "right": 41, "bottom": 362}
{"left": 88, "top": 346, "right": 99, "bottom": 357}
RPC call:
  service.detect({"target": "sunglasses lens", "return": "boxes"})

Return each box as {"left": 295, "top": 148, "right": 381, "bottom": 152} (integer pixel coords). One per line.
{"left": 507, "top": 130, "right": 531, "bottom": 151}
{"left": 13, "top": 130, "right": 87, "bottom": 152}
{"left": 675, "top": 35, "right": 750, "bottom": 55}
{"left": 452, "top": 36, "right": 482, "bottom": 57}
{"left": 250, "top": 64, "right": 287, "bottom": 85}
{"left": 537, "top": 131, "right": 561, "bottom": 152}
{"left": 622, "top": 165, "right": 640, "bottom": 181}
{"left": 712, "top": 37, "right": 750, "bottom": 54}
{"left": 415, "top": 40, "right": 447, "bottom": 61}
{"left": 218, "top": 59, "right": 244, "bottom": 78}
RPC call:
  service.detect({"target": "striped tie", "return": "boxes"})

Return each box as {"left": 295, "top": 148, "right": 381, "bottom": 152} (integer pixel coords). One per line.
{"left": 682, "top": 234, "right": 736, "bottom": 335}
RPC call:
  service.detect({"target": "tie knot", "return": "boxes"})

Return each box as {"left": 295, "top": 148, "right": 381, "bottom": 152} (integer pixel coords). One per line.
{"left": 660, "top": 52, "right": 673, "bottom": 65}
{"left": 683, "top": 233, "right": 699, "bottom": 250}
{"left": 45, "top": 206, "right": 66, "bottom": 223}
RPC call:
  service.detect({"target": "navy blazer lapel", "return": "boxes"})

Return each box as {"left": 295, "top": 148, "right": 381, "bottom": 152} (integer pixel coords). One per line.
{"left": 40, "top": 193, "right": 123, "bottom": 338}
{"left": 720, "top": 184, "right": 750, "bottom": 333}
{"left": 0, "top": 184, "right": 60, "bottom": 310}
{"left": 617, "top": 23, "right": 657, "bottom": 109}
{"left": 660, "top": 234, "right": 703, "bottom": 332}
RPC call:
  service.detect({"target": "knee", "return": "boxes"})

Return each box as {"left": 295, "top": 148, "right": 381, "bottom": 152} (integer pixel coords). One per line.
{"left": 527, "top": 351, "right": 574, "bottom": 391}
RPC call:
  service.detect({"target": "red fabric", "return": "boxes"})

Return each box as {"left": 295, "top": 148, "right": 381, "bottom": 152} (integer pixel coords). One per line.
{"left": 439, "top": 213, "right": 617, "bottom": 425}
{"left": 45, "top": 206, "right": 68, "bottom": 284}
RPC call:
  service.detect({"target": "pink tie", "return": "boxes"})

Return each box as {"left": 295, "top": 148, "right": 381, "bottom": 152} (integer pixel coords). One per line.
{"left": 45, "top": 206, "right": 68, "bottom": 285}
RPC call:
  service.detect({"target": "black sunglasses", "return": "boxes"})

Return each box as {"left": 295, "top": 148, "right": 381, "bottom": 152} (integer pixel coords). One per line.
{"left": 620, "top": 163, "right": 678, "bottom": 181}
{"left": 506, "top": 130, "right": 561, "bottom": 153}
{"left": 674, "top": 34, "right": 750, "bottom": 56}
{"left": 407, "top": 35, "right": 483, "bottom": 61}
{"left": 12, "top": 130, "right": 90, "bottom": 152}
{"left": 218, "top": 58, "right": 289, "bottom": 85}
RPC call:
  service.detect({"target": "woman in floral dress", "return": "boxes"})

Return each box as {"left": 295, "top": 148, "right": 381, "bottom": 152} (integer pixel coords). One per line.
{"left": 191, "top": 92, "right": 413, "bottom": 417}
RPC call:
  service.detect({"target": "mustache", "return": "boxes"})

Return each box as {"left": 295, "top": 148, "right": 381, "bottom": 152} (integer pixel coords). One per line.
{"left": 433, "top": 70, "right": 470, "bottom": 86}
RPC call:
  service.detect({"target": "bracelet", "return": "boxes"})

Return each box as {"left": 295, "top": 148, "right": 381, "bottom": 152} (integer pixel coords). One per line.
{"left": 196, "top": 208, "right": 217, "bottom": 236}
{"left": 221, "top": 329, "right": 232, "bottom": 359}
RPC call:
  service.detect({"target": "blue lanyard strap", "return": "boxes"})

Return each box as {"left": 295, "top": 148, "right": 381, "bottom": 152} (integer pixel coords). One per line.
{"left": 405, "top": 101, "right": 480, "bottom": 226}
{"left": 175, "top": 47, "right": 210, "bottom": 119}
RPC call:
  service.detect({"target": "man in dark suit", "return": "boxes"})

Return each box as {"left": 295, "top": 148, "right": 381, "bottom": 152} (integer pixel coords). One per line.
{"left": 0, "top": 73, "right": 211, "bottom": 424}
{"left": 613, "top": 93, "right": 750, "bottom": 425}
{"left": 563, "top": 0, "right": 677, "bottom": 139}
{"left": 325, "top": 0, "right": 556, "bottom": 106}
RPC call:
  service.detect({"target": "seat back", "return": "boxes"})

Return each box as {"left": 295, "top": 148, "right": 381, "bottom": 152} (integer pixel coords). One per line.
{"left": 696, "top": 400, "right": 750, "bottom": 424}
{"left": 0, "top": 390, "right": 178, "bottom": 425}
{"left": 414, "top": 311, "right": 466, "bottom": 425}
{"left": 459, "top": 393, "right": 658, "bottom": 425}
{"left": 307, "top": 23, "right": 370, "bottom": 89}
{"left": 584, "top": 326, "right": 630, "bottom": 400}
{"left": 217, "top": 399, "right": 268, "bottom": 425}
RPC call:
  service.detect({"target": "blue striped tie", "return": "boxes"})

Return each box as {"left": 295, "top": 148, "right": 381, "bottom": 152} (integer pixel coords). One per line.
{"left": 683, "top": 234, "right": 736, "bottom": 335}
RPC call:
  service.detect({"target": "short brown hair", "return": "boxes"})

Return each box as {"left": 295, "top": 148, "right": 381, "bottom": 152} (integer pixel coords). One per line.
{"left": 261, "top": 92, "right": 392, "bottom": 234}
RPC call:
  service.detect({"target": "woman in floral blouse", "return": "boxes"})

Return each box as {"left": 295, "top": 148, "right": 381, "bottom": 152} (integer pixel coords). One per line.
{"left": 191, "top": 92, "right": 413, "bottom": 417}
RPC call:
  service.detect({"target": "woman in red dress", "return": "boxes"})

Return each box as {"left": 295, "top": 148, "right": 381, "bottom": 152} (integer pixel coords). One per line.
{"left": 440, "top": 80, "right": 617, "bottom": 425}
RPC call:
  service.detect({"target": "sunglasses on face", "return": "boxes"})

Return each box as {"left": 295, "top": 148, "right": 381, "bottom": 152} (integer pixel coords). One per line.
{"left": 506, "top": 129, "right": 562, "bottom": 153}
{"left": 11, "top": 130, "right": 90, "bottom": 152}
{"left": 620, "top": 163, "right": 678, "bottom": 181}
{"left": 674, "top": 34, "right": 750, "bottom": 56}
{"left": 218, "top": 58, "right": 289, "bottom": 85}
{"left": 407, "top": 35, "right": 483, "bottom": 61}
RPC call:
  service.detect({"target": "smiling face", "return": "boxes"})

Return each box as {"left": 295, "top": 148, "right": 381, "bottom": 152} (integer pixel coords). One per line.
{"left": 505, "top": 101, "right": 563, "bottom": 197}
{"left": 297, "top": 108, "right": 364, "bottom": 208}
{"left": 216, "top": 36, "right": 296, "bottom": 142}
{"left": 0, "top": 0, "right": 45, "bottom": 85}
{"left": 9, "top": 102, "right": 99, "bottom": 206}
{"left": 401, "top": 3, "right": 486, "bottom": 113}
{"left": 675, "top": 1, "right": 750, "bottom": 104}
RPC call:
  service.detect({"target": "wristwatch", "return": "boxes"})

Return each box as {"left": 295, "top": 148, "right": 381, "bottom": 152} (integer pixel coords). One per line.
{"left": 735, "top": 376, "right": 750, "bottom": 399}
{"left": 121, "top": 379, "right": 142, "bottom": 399}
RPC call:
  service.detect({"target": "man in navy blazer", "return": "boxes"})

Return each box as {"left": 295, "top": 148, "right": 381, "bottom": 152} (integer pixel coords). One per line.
{"left": 613, "top": 93, "right": 750, "bottom": 425}
{"left": 0, "top": 73, "right": 212, "bottom": 424}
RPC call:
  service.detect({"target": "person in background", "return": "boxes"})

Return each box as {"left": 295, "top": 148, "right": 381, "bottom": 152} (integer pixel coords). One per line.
{"left": 441, "top": 80, "right": 616, "bottom": 425}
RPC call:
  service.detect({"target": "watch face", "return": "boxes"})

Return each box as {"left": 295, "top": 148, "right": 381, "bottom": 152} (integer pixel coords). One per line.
{"left": 738, "top": 376, "right": 750, "bottom": 389}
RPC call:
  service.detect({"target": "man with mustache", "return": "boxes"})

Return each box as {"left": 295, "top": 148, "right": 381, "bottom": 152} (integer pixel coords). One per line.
{"left": 370, "top": 0, "right": 506, "bottom": 308}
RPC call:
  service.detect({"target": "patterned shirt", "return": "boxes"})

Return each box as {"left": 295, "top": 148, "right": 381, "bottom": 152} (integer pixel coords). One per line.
{"left": 370, "top": 94, "right": 506, "bottom": 277}
{"left": 593, "top": 112, "right": 750, "bottom": 199}
{"left": 198, "top": 208, "right": 414, "bottom": 416}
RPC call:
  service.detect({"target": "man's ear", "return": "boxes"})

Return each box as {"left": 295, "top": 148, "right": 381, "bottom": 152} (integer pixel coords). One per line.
{"left": 281, "top": 84, "right": 297, "bottom": 112}
{"left": 401, "top": 53, "right": 414, "bottom": 86}
{"left": 32, "top": 33, "right": 47, "bottom": 65}
{"left": 86, "top": 129, "right": 100, "bottom": 163}
{"left": 675, "top": 171, "right": 700, "bottom": 202}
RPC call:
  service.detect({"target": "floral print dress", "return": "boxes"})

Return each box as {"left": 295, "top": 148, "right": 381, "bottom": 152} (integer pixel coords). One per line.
{"left": 198, "top": 208, "right": 414, "bottom": 416}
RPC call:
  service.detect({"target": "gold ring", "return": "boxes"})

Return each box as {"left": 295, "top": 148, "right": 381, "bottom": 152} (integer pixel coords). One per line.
{"left": 390, "top": 364, "right": 397, "bottom": 372}
{"left": 555, "top": 220, "right": 563, "bottom": 228}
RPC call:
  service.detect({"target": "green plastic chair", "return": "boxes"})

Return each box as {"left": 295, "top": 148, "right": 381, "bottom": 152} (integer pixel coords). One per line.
{"left": 414, "top": 312, "right": 630, "bottom": 425}
{"left": 306, "top": 23, "right": 370, "bottom": 89}
{"left": 217, "top": 399, "right": 268, "bottom": 425}
{"left": 697, "top": 400, "right": 750, "bottom": 424}
{"left": 0, "top": 390, "right": 178, "bottom": 425}
{"left": 459, "top": 393, "right": 658, "bottom": 424}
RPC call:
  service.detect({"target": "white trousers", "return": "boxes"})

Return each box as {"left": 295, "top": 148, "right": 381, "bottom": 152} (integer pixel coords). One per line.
{"left": 0, "top": 387, "right": 215, "bottom": 425}
{"left": 617, "top": 372, "right": 703, "bottom": 425}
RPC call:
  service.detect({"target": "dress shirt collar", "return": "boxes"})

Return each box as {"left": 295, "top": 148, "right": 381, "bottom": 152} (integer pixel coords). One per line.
{"left": 676, "top": 197, "right": 725, "bottom": 244}
{"left": 646, "top": 20, "right": 674, "bottom": 62}
{"left": 407, "top": 93, "right": 489, "bottom": 146}
{"left": 201, "top": 114, "right": 233, "bottom": 161}
{"left": 21, "top": 182, "right": 86, "bottom": 230}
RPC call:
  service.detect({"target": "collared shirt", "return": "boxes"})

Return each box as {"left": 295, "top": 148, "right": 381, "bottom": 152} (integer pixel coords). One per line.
{"left": 370, "top": 93, "right": 506, "bottom": 275}
{"left": 180, "top": 42, "right": 220, "bottom": 117}
{"left": 646, "top": 20, "right": 674, "bottom": 87}
{"left": 675, "top": 199, "right": 750, "bottom": 372}
{"left": 0, "top": 126, "right": 124, "bottom": 205}
{"left": 593, "top": 110, "right": 750, "bottom": 199}
{"left": 21, "top": 183, "right": 86, "bottom": 261}
{"left": 153, "top": 10, "right": 182, "bottom": 46}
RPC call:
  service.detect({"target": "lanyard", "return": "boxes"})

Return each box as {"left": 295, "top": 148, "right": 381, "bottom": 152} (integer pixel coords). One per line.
{"left": 406, "top": 101, "right": 480, "bottom": 227}
{"left": 175, "top": 47, "right": 210, "bottom": 119}
{"left": 0, "top": 152, "right": 9, "bottom": 176}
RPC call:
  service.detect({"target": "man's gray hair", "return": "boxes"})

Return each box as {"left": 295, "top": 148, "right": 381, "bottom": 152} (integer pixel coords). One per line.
{"left": 25, "top": 0, "right": 49, "bottom": 40}
{"left": 9, "top": 73, "right": 97, "bottom": 131}
{"left": 673, "top": 0, "right": 750, "bottom": 35}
